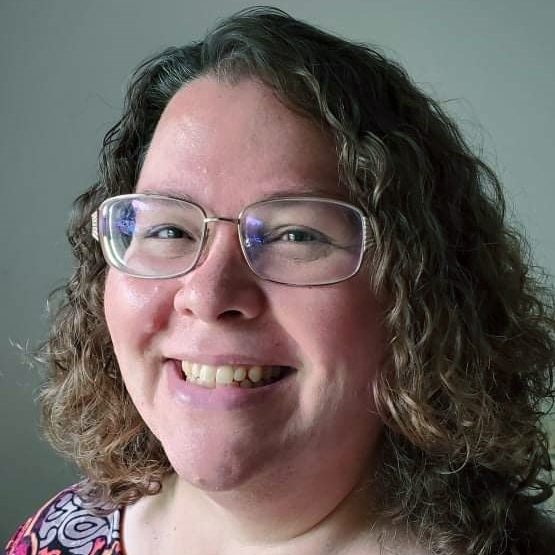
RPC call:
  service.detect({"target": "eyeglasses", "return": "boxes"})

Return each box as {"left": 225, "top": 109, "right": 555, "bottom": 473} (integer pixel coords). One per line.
{"left": 91, "top": 194, "right": 370, "bottom": 286}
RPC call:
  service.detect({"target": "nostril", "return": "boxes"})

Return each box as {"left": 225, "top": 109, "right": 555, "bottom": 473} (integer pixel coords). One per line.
{"left": 220, "top": 309, "right": 244, "bottom": 320}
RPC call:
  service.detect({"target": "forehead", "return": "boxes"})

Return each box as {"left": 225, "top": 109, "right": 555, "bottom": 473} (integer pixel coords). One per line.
{"left": 135, "top": 76, "right": 342, "bottom": 211}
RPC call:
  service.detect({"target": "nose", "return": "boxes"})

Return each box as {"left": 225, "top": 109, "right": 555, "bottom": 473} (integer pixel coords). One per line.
{"left": 172, "top": 222, "right": 266, "bottom": 323}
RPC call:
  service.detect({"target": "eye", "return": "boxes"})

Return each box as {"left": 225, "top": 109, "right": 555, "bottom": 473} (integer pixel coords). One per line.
{"left": 267, "top": 226, "right": 330, "bottom": 244}
{"left": 279, "top": 229, "right": 317, "bottom": 242}
{"left": 145, "top": 225, "right": 192, "bottom": 240}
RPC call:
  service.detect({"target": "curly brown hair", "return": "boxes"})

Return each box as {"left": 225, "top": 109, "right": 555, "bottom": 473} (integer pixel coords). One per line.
{"left": 38, "top": 7, "right": 554, "bottom": 554}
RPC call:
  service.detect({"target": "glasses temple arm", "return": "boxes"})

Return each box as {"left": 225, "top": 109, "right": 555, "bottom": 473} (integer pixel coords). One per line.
{"left": 91, "top": 212, "right": 99, "bottom": 241}
{"left": 362, "top": 217, "right": 375, "bottom": 251}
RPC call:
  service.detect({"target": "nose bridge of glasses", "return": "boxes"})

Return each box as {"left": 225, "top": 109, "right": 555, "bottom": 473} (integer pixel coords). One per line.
{"left": 202, "top": 216, "right": 241, "bottom": 247}
{"left": 195, "top": 215, "right": 244, "bottom": 270}
{"left": 204, "top": 216, "right": 239, "bottom": 225}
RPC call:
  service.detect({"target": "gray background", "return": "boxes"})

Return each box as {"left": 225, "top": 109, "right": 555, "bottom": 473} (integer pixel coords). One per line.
{"left": 1, "top": 0, "right": 554, "bottom": 544}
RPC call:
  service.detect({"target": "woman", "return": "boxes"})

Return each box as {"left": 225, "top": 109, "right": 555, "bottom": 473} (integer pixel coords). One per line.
{"left": 6, "top": 7, "right": 554, "bottom": 555}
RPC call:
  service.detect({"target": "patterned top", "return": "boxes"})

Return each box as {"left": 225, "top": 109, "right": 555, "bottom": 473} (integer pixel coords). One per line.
{"left": 4, "top": 487, "right": 124, "bottom": 555}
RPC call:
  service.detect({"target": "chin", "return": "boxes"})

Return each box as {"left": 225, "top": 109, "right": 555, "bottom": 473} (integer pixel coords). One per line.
{"left": 170, "top": 459, "right": 258, "bottom": 493}
{"left": 160, "top": 435, "right": 267, "bottom": 493}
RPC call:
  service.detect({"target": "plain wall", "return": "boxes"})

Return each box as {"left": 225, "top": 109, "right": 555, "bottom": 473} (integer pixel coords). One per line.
{"left": 1, "top": 0, "right": 554, "bottom": 543}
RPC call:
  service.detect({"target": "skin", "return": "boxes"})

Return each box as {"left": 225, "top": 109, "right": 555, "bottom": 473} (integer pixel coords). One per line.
{"left": 104, "top": 76, "right": 392, "bottom": 554}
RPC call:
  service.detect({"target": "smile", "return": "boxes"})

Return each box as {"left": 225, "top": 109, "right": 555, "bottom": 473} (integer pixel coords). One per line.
{"left": 180, "top": 361, "right": 291, "bottom": 389}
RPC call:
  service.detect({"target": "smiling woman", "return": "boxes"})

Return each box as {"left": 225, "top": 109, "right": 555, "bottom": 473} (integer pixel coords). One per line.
{"left": 5, "top": 6, "right": 555, "bottom": 555}
{"left": 102, "top": 78, "right": 385, "bottom": 516}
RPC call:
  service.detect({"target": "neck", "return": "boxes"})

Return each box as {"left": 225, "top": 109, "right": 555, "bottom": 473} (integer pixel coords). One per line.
{"left": 126, "top": 469, "right": 387, "bottom": 555}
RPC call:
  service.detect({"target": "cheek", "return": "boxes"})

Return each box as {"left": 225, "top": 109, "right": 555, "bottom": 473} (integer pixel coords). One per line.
{"left": 103, "top": 270, "right": 174, "bottom": 356}
{"left": 282, "top": 284, "right": 384, "bottom": 468}
{"left": 272, "top": 279, "right": 385, "bottom": 432}
{"left": 277, "top": 280, "right": 385, "bottom": 371}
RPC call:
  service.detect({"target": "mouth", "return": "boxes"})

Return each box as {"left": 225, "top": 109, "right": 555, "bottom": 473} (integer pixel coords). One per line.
{"left": 179, "top": 360, "right": 294, "bottom": 389}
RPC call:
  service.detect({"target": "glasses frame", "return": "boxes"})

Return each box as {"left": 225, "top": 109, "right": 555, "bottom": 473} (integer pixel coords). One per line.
{"left": 91, "top": 193, "right": 371, "bottom": 286}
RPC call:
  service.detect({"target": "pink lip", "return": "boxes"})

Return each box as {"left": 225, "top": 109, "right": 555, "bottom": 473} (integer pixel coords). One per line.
{"left": 164, "top": 359, "right": 294, "bottom": 411}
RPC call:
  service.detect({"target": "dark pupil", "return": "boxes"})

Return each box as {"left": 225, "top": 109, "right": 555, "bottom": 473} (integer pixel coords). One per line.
{"left": 285, "top": 230, "right": 313, "bottom": 241}
{"left": 162, "top": 228, "right": 183, "bottom": 238}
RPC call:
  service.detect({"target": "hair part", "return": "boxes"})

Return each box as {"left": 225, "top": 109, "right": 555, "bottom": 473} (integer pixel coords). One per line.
{"left": 37, "top": 7, "right": 554, "bottom": 554}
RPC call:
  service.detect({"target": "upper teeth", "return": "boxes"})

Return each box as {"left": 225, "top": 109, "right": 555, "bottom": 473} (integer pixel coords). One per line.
{"left": 181, "top": 361, "right": 283, "bottom": 388}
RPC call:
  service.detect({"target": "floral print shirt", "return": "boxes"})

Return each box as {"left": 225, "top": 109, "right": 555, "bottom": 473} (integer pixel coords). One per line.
{"left": 5, "top": 487, "right": 124, "bottom": 555}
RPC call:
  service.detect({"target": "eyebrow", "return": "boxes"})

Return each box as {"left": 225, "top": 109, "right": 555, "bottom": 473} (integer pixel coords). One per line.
{"left": 140, "top": 188, "right": 195, "bottom": 201}
{"left": 139, "top": 184, "right": 346, "bottom": 203}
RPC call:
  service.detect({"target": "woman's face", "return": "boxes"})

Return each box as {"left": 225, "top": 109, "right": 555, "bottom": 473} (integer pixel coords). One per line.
{"left": 104, "top": 77, "right": 385, "bottom": 499}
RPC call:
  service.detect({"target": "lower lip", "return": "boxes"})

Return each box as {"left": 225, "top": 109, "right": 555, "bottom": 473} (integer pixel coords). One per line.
{"left": 165, "top": 360, "right": 293, "bottom": 411}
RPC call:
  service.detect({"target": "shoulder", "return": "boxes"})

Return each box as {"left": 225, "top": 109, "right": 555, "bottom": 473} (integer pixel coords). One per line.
{"left": 4, "top": 485, "right": 124, "bottom": 555}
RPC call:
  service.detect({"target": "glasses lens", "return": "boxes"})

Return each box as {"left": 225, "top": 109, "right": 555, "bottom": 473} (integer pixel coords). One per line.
{"left": 102, "top": 196, "right": 205, "bottom": 277}
{"left": 240, "top": 199, "right": 365, "bottom": 285}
